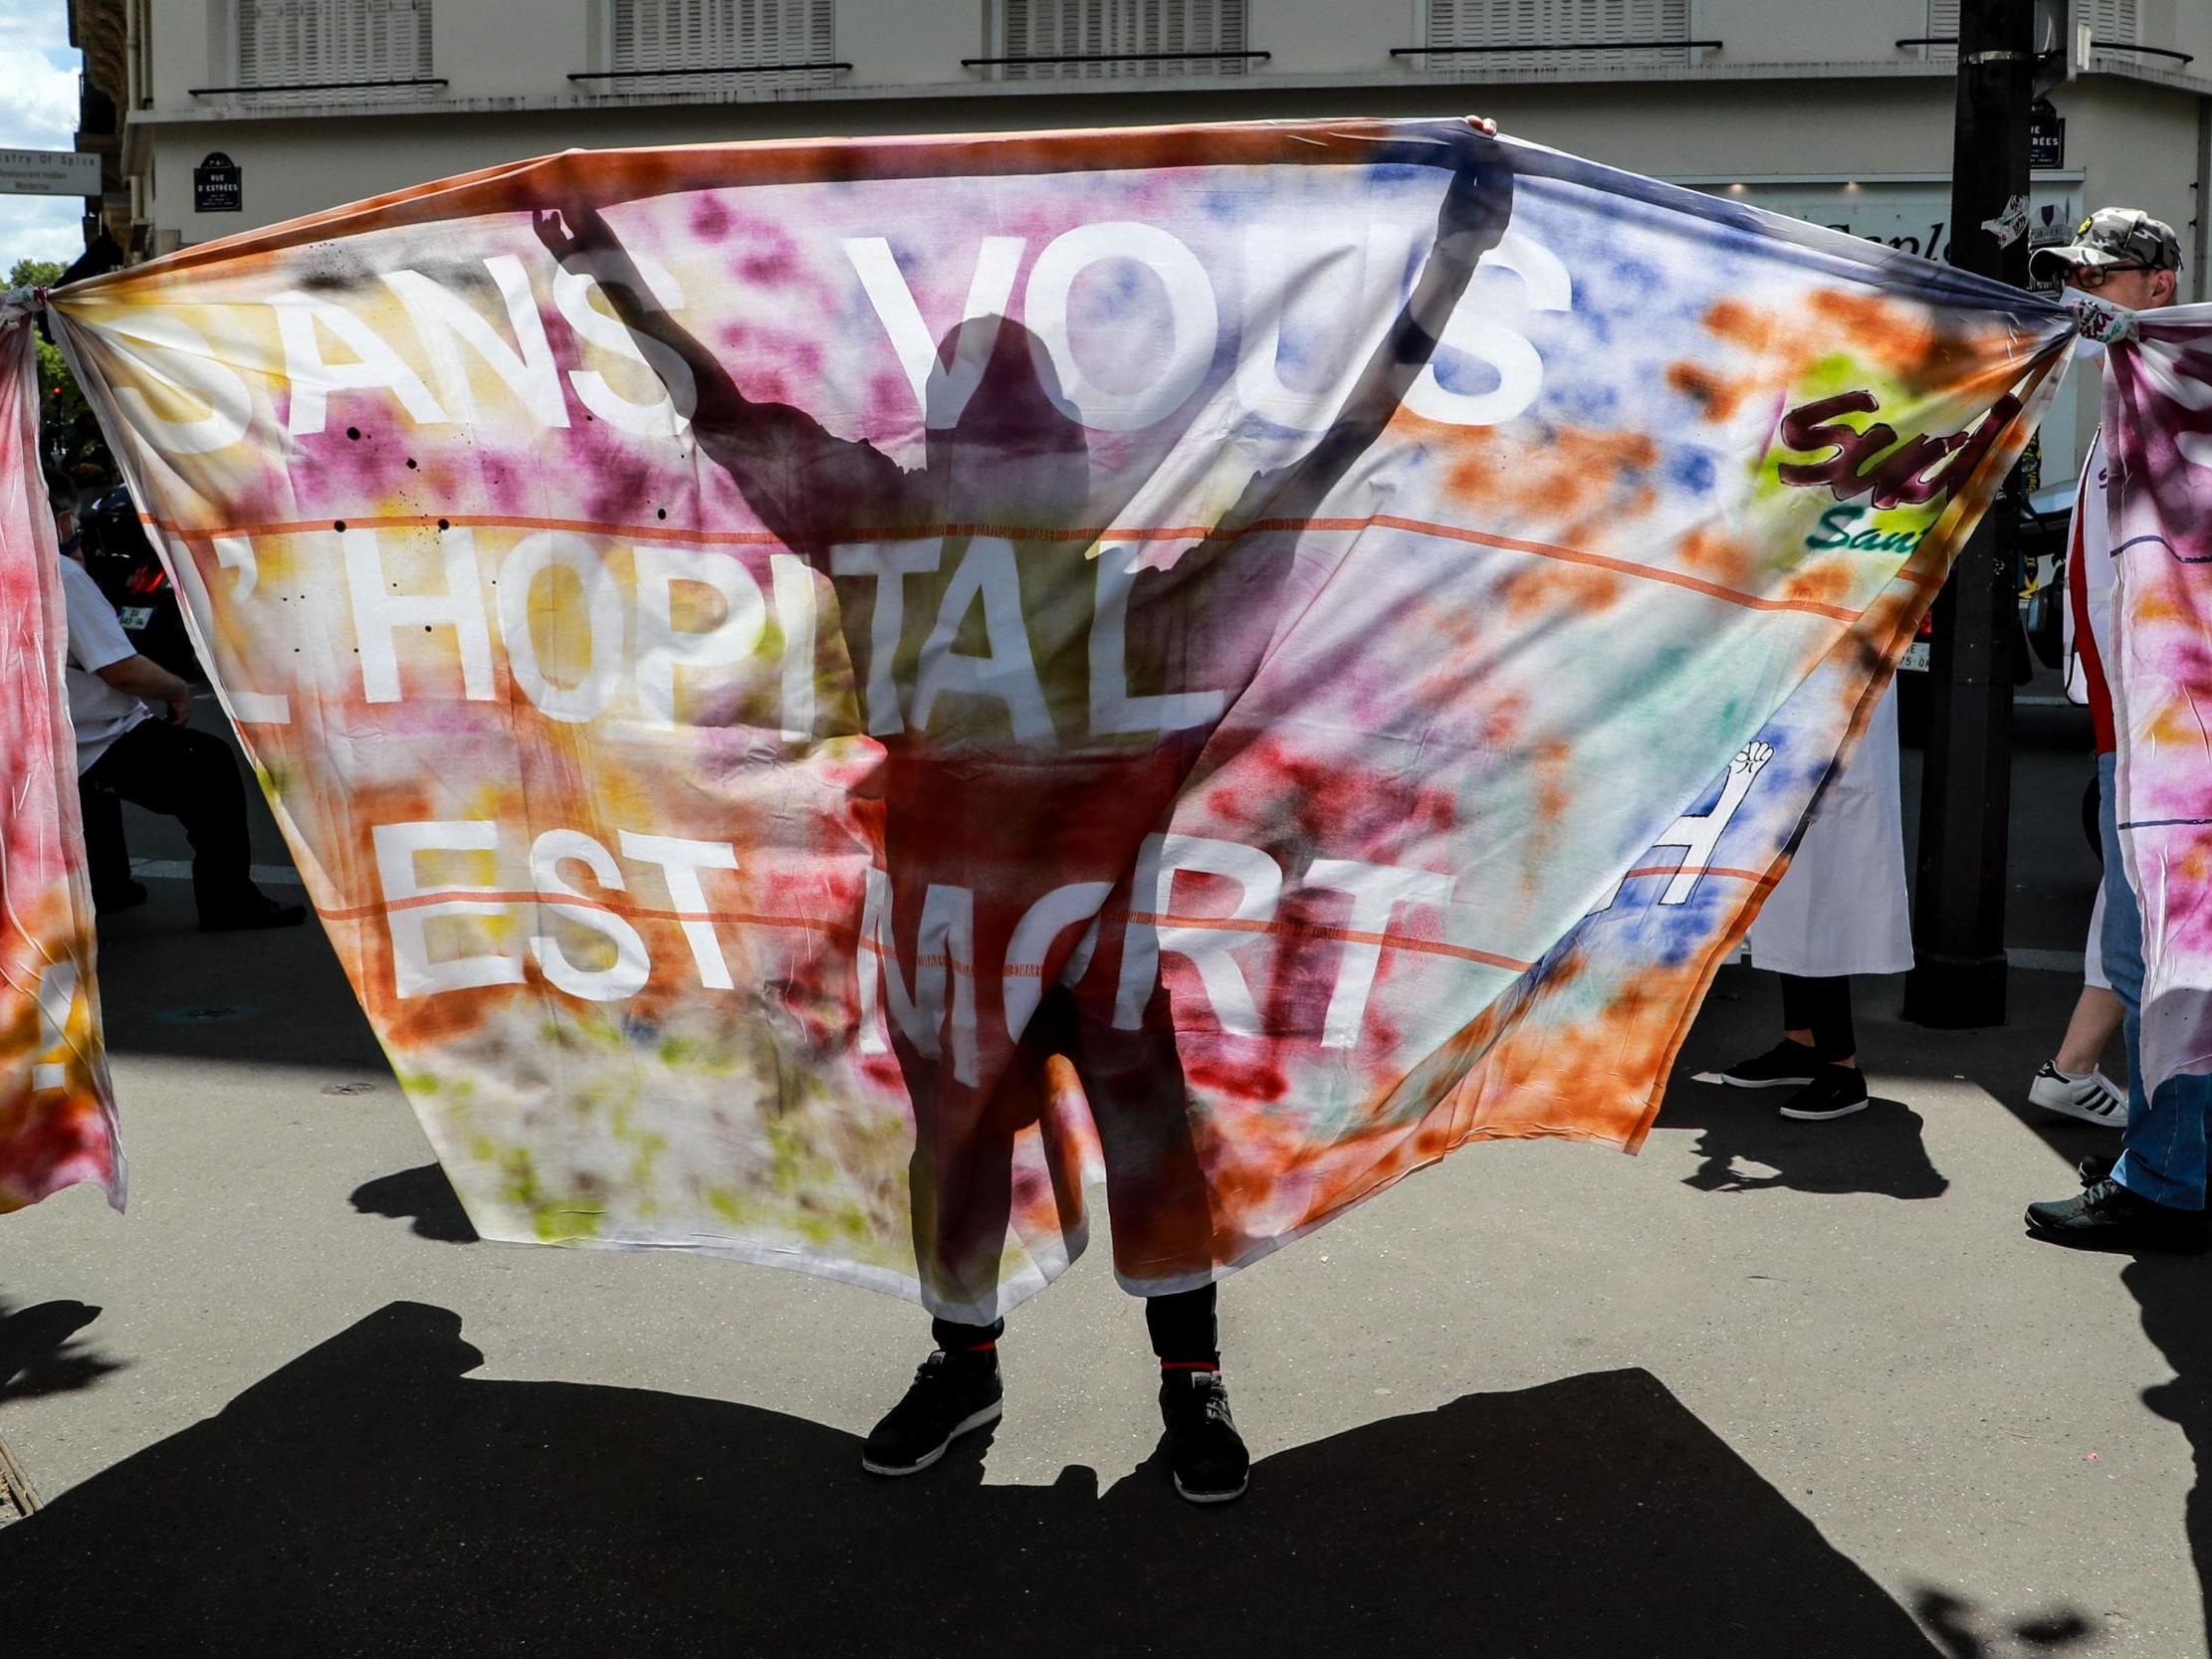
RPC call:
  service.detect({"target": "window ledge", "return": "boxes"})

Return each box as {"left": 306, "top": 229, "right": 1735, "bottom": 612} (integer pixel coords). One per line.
{"left": 121, "top": 53, "right": 2212, "bottom": 127}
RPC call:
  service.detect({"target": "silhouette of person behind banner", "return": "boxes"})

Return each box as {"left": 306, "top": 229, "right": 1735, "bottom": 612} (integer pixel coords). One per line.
{"left": 533, "top": 129, "right": 1516, "bottom": 1318}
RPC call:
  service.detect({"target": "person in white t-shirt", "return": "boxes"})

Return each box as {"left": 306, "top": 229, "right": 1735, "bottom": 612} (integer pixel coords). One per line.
{"left": 58, "top": 540, "right": 305, "bottom": 933}
{"left": 53, "top": 498, "right": 144, "bottom": 909}
{"left": 2023, "top": 438, "right": 2128, "bottom": 1130}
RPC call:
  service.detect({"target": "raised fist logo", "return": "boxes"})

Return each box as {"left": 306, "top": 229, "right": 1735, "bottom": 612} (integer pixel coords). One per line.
{"left": 1730, "top": 740, "right": 1775, "bottom": 779}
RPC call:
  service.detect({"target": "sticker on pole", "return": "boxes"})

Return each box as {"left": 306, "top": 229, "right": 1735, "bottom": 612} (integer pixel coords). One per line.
{"left": 1982, "top": 194, "right": 2031, "bottom": 249}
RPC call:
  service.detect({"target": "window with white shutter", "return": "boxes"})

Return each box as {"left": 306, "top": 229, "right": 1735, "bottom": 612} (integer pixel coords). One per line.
{"left": 609, "top": 0, "right": 837, "bottom": 92}
{"left": 2084, "top": 0, "right": 2140, "bottom": 50}
{"left": 988, "top": 0, "right": 1249, "bottom": 82}
{"left": 237, "top": 0, "right": 433, "bottom": 97}
{"left": 1422, "top": 0, "right": 1688, "bottom": 73}
{"left": 1924, "top": 0, "right": 2136, "bottom": 60}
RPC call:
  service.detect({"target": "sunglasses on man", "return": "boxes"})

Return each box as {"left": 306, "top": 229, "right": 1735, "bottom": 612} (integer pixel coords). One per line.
{"left": 2069, "top": 263, "right": 2158, "bottom": 289}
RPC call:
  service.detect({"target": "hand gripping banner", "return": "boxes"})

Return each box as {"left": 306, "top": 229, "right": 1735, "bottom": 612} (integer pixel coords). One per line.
{"left": 0, "top": 311, "right": 122, "bottom": 1213}
{"left": 42, "top": 121, "right": 2067, "bottom": 1312}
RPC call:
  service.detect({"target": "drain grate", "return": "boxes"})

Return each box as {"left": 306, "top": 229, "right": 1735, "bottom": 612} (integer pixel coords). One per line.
{"left": 0, "top": 1434, "right": 40, "bottom": 1525}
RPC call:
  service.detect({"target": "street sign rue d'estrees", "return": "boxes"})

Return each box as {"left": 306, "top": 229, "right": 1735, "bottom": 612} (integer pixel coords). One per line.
{"left": 194, "top": 152, "right": 242, "bottom": 214}
{"left": 2030, "top": 99, "right": 2066, "bottom": 170}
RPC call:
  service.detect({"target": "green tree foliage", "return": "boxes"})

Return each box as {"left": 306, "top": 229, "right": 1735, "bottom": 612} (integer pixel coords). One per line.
{"left": 8, "top": 257, "right": 65, "bottom": 289}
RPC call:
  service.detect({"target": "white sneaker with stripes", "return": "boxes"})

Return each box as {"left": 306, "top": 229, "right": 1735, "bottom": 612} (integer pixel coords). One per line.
{"left": 2027, "top": 1063, "right": 2129, "bottom": 1129}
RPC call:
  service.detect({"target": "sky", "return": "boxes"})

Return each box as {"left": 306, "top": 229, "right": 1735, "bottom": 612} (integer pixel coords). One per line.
{"left": 0, "top": 0, "right": 88, "bottom": 271}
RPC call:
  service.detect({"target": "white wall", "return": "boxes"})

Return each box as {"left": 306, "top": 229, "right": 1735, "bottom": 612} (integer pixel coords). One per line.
{"left": 145, "top": 73, "right": 1984, "bottom": 246}
{"left": 1693, "top": 0, "right": 1933, "bottom": 67}
{"left": 2058, "top": 78, "right": 2203, "bottom": 293}
{"left": 843, "top": 1, "right": 984, "bottom": 86}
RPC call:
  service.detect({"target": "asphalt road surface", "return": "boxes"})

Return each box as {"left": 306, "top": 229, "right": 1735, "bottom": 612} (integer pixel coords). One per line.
{"left": 3, "top": 691, "right": 2202, "bottom": 1658}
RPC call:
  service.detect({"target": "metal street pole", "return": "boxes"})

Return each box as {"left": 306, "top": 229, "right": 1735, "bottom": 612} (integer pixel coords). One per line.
{"left": 1901, "top": 0, "right": 2035, "bottom": 1029}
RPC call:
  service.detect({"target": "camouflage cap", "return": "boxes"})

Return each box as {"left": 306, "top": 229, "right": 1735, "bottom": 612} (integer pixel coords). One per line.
{"left": 2031, "top": 207, "right": 2183, "bottom": 279}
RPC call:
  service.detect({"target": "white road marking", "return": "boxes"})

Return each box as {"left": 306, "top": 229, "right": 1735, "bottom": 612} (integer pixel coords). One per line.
{"left": 129, "top": 859, "right": 305, "bottom": 888}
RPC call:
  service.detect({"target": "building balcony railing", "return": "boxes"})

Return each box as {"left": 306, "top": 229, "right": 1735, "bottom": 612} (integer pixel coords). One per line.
{"left": 1392, "top": 39, "right": 1720, "bottom": 59}
{"left": 188, "top": 76, "right": 449, "bottom": 101}
{"left": 567, "top": 62, "right": 848, "bottom": 88}
{"left": 1897, "top": 36, "right": 2193, "bottom": 67}
{"left": 963, "top": 48, "right": 1269, "bottom": 80}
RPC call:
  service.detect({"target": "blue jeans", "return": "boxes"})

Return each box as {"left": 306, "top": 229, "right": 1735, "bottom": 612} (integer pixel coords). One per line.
{"left": 2101, "top": 751, "right": 2212, "bottom": 1209}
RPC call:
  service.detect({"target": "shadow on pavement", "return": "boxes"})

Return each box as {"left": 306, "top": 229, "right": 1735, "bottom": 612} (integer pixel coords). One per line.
{"left": 0, "top": 1299, "right": 120, "bottom": 1401}
{"left": 2127, "top": 1254, "right": 2212, "bottom": 1655}
{"left": 350, "top": 1164, "right": 479, "bottom": 1244}
{"left": 1658, "top": 965, "right": 1948, "bottom": 1201}
{"left": 1659, "top": 1084, "right": 1948, "bottom": 1200}
{"left": 1909, "top": 1585, "right": 2095, "bottom": 1658}
{"left": 89, "top": 878, "right": 382, "bottom": 1070}
{"left": 0, "top": 1301, "right": 1981, "bottom": 1658}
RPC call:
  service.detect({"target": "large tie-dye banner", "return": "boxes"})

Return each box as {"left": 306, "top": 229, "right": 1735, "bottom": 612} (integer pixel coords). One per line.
{"left": 39, "top": 121, "right": 2068, "bottom": 1315}
{"left": 0, "top": 311, "right": 123, "bottom": 1213}
{"left": 2098, "top": 305, "right": 2212, "bottom": 1112}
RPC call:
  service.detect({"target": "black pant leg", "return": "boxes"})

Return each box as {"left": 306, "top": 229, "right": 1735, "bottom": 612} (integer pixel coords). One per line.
{"left": 76, "top": 777, "right": 132, "bottom": 901}
{"left": 1815, "top": 980, "right": 1859, "bottom": 1063}
{"left": 1145, "top": 1284, "right": 1218, "bottom": 1364}
{"left": 1778, "top": 972, "right": 1814, "bottom": 1033}
{"left": 84, "top": 722, "right": 255, "bottom": 921}
{"left": 1779, "top": 972, "right": 1856, "bottom": 1063}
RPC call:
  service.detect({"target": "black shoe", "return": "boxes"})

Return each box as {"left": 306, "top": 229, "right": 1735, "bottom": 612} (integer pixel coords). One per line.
{"left": 861, "top": 1349, "right": 1002, "bottom": 1477}
{"left": 1777, "top": 1063, "right": 1870, "bottom": 1121}
{"left": 1692, "top": 1039, "right": 1819, "bottom": 1089}
{"left": 1159, "top": 1369, "right": 1249, "bottom": 1505}
{"left": 2025, "top": 1178, "right": 2211, "bottom": 1253}
{"left": 2078, "top": 1153, "right": 2212, "bottom": 1208}
{"left": 199, "top": 894, "right": 308, "bottom": 933}
{"left": 92, "top": 879, "right": 147, "bottom": 913}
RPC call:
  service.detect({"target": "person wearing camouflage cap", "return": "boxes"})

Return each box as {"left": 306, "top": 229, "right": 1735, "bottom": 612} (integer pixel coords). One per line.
{"left": 2030, "top": 207, "right": 2182, "bottom": 311}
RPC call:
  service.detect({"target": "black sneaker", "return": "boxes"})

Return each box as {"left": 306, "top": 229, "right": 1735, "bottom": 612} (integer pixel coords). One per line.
{"left": 2077, "top": 1153, "right": 2212, "bottom": 1209}
{"left": 1159, "top": 1369, "right": 1249, "bottom": 1505}
{"left": 2025, "top": 1178, "right": 2211, "bottom": 1253}
{"left": 1692, "top": 1039, "right": 1819, "bottom": 1089}
{"left": 861, "top": 1349, "right": 1002, "bottom": 1477}
{"left": 1777, "top": 1063, "right": 1869, "bottom": 1121}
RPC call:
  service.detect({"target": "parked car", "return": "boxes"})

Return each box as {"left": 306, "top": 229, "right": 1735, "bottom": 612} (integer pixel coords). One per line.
{"left": 78, "top": 485, "right": 204, "bottom": 684}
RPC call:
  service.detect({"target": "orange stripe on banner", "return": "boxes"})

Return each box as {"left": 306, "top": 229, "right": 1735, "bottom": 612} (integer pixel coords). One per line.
{"left": 317, "top": 871, "right": 1767, "bottom": 967}
{"left": 1617, "top": 865, "right": 1780, "bottom": 886}
{"left": 1124, "top": 911, "right": 1534, "bottom": 972}
{"left": 142, "top": 513, "right": 1222, "bottom": 549}
{"left": 145, "top": 509, "right": 1863, "bottom": 622}
{"left": 1290, "top": 516, "right": 1864, "bottom": 623}
{"left": 314, "top": 891, "right": 1534, "bottom": 972}
{"left": 317, "top": 891, "right": 857, "bottom": 933}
